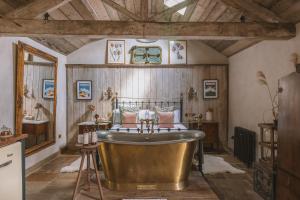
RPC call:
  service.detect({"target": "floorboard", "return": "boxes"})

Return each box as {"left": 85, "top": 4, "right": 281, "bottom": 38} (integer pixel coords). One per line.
{"left": 26, "top": 153, "right": 262, "bottom": 200}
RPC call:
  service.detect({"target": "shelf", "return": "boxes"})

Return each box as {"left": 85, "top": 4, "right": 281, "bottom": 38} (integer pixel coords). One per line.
{"left": 259, "top": 142, "right": 278, "bottom": 149}
{"left": 258, "top": 123, "right": 276, "bottom": 129}
{"left": 66, "top": 63, "right": 228, "bottom": 68}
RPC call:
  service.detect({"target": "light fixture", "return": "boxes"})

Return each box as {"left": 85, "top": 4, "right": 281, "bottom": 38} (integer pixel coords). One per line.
{"left": 164, "top": 0, "right": 187, "bottom": 15}
{"left": 136, "top": 39, "right": 158, "bottom": 43}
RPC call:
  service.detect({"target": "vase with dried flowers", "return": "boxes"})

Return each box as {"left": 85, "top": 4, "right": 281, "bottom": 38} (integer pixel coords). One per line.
{"left": 88, "top": 104, "right": 96, "bottom": 121}
{"left": 256, "top": 71, "right": 279, "bottom": 127}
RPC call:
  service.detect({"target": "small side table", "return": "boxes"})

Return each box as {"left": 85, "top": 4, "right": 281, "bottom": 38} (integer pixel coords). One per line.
{"left": 78, "top": 121, "right": 112, "bottom": 135}
{"left": 72, "top": 143, "right": 104, "bottom": 200}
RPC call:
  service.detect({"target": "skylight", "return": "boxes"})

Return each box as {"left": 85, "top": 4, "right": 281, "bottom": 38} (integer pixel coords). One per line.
{"left": 164, "top": 0, "right": 187, "bottom": 15}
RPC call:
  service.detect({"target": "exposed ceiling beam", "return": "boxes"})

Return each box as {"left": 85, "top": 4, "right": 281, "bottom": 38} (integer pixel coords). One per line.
{"left": 102, "top": 0, "right": 140, "bottom": 21}
{"left": 222, "top": 39, "right": 261, "bottom": 56}
{"left": 219, "top": 0, "right": 284, "bottom": 23}
{"left": 150, "top": 0, "right": 198, "bottom": 21}
{"left": 141, "top": 0, "right": 148, "bottom": 21}
{"left": 5, "top": 0, "right": 72, "bottom": 19}
{"left": 0, "top": 19, "right": 295, "bottom": 39}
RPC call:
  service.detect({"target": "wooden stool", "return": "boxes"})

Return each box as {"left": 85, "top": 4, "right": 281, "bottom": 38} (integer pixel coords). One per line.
{"left": 72, "top": 143, "right": 104, "bottom": 200}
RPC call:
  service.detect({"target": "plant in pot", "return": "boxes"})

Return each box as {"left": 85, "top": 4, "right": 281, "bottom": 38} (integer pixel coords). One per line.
{"left": 256, "top": 71, "right": 279, "bottom": 128}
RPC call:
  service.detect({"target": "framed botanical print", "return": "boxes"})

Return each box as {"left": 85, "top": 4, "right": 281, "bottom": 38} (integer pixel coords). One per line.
{"left": 42, "top": 79, "right": 54, "bottom": 99}
{"left": 107, "top": 40, "right": 125, "bottom": 64}
{"left": 169, "top": 40, "right": 187, "bottom": 64}
{"left": 77, "top": 81, "right": 92, "bottom": 100}
{"left": 203, "top": 80, "right": 218, "bottom": 99}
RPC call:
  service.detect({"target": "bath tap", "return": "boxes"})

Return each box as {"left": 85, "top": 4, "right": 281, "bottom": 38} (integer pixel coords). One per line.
{"left": 151, "top": 120, "right": 155, "bottom": 134}
{"left": 140, "top": 119, "right": 155, "bottom": 134}
{"left": 140, "top": 121, "right": 144, "bottom": 134}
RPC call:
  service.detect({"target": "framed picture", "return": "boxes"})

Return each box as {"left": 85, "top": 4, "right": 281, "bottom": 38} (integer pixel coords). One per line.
{"left": 203, "top": 80, "right": 218, "bottom": 99}
{"left": 107, "top": 40, "right": 125, "bottom": 64}
{"left": 169, "top": 40, "right": 187, "bottom": 64}
{"left": 77, "top": 81, "right": 92, "bottom": 100}
{"left": 42, "top": 79, "right": 54, "bottom": 99}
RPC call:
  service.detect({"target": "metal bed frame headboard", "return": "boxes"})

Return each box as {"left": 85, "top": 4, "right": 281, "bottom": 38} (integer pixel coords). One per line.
{"left": 112, "top": 93, "right": 184, "bottom": 122}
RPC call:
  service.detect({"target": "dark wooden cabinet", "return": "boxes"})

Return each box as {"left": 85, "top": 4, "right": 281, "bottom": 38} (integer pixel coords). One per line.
{"left": 189, "top": 121, "right": 219, "bottom": 150}
{"left": 22, "top": 121, "right": 49, "bottom": 149}
{"left": 277, "top": 170, "right": 300, "bottom": 200}
{"left": 78, "top": 122, "right": 112, "bottom": 134}
{"left": 276, "top": 72, "right": 300, "bottom": 200}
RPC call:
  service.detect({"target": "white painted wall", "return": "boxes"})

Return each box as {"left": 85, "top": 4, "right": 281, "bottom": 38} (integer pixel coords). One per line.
{"left": 0, "top": 37, "right": 67, "bottom": 169}
{"left": 67, "top": 39, "right": 228, "bottom": 64}
{"left": 228, "top": 24, "right": 300, "bottom": 151}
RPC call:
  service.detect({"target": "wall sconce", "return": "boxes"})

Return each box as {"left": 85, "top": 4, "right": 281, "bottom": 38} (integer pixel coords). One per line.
{"left": 24, "top": 85, "right": 29, "bottom": 98}
{"left": 88, "top": 104, "right": 96, "bottom": 112}
{"left": 188, "top": 87, "right": 197, "bottom": 100}
{"left": 104, "top": 87, "right": 113, "bottom": 100}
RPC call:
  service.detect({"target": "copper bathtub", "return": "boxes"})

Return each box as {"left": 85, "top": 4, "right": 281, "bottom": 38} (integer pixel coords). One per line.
{"left": 97, "top": 131, "right": 205, "bottom": 191}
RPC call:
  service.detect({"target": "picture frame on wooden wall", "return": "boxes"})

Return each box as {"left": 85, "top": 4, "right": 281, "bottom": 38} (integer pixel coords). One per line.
{"left": 203, "top": 79, "right": 218, "bottom": 99}
{"left": 169, "top": 40, "right": 187, "bottom": 64}
{"left": 107, "top": 40, "right": 125, "bottom": 64}
{"left": 42, "top": 79, "right": 54, "bottom": 99}
{"left": 76, "top": 80, "right": 92, "bottom": 100}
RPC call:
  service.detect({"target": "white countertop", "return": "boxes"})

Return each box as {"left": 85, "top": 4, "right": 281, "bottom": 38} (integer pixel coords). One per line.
{"left": 23, "top": 119, "right": 49, "bottom": 125}
{"left": 78, "top": 121, "right": 111, "bottom": 126}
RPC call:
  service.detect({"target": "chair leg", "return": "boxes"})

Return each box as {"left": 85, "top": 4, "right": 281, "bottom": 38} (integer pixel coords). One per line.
{"left": 72, "top": 153, "right": 85, "bottom": 200}
{"left": 87, "top": 151, "right": 91, "bottom": 191}
{"left": 91, "top": 151, "right": 104, "bottom": 200}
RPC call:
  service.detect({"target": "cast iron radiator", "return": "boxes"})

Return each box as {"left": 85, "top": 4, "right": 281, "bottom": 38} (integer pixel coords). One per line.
{"left": 233, "top": 127, "right": 256, "bottom": 167}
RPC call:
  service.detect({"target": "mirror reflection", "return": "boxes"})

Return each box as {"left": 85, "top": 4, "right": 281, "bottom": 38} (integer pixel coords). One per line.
{"left": 22, "top": 51, "right": 56, "bottom": 153}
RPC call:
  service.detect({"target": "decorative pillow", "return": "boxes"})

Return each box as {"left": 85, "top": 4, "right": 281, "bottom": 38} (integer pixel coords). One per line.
{"left": 154, "top": 106, "right": 175, "bottom": 123}
{"left": 158, "top": 112, "right": 174, "bottom": 128}
{"left": 138, "top": 110, "right": 148, "bottom": 121}
{"left": 155, "top": 106, "right": 175, "bottom": 112}
{"left": 119, "top": 105, "right": 139, "bottom": 113}
{"left": 173, "top": 109, "right": 181, "bottom": 124}
{"left": 119, "top": 105, "right": 139, "bottom": 124}
{"left": 138, "top": 110, "right": 156, "bottom": 122}
{"left": 122, "top": 112, "right": 137, "bottom": 128}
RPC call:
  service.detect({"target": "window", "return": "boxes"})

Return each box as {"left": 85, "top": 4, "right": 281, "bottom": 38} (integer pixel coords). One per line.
{"left": 164, "top": 0, "right": 187, "bottom": 15}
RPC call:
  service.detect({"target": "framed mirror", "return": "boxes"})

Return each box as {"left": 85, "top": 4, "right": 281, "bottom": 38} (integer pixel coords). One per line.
{"left": 16, "top": 41, "right": 58, "bottom": 156}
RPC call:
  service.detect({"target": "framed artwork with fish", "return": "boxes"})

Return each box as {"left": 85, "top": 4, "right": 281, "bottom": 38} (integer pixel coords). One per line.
{"left": 77, "top": 80, "right": 92, "bottom": 100}
{"left": 130, "top": 46, "right": 162, "bottom": 64}
{"left": 107, "top": 40, "right": 125, "bottom": 64}
{"left": 43, "top": 79, "right": 54, "bottom": 99}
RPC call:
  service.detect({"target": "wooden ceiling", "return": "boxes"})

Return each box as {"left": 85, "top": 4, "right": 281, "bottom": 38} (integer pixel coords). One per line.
{"left": 0, "top": 0, "right": 299, "bottom": 56}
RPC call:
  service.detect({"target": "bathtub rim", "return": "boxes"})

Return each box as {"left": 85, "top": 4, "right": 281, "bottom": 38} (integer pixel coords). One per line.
{"left": 97, "top": 130, "right": 205, "bottom": 145}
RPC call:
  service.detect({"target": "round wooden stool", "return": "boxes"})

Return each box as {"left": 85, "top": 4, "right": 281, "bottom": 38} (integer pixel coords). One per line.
{"left": 72, "top": 143, "right": 104, "bottom": 200}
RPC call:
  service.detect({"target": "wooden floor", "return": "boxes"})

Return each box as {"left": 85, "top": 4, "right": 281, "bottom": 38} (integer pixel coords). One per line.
{"left": 26, "top": 154, "right": 218, "bottom": 200}
{"left": 205, "top": 154, "right": 263, "bottom": 200}
{"left": 26, "top": 153, "right": 262, "bottom": 200}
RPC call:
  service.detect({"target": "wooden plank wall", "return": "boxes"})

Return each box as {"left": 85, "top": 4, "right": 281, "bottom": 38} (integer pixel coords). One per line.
{"left": 66, "top": 65, "right": 228, "bottom": 148}
{"left": 23, "top": 63, "right": 55, "bottom": 139}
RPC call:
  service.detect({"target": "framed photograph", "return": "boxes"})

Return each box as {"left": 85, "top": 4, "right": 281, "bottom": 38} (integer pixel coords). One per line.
{"left": 169, "top": 40, "right": 187, "bottom": 64}
{"left": 42, "top": 79, "right": 55, "bottom": 99}
{"left": 203, "top": 80, "right": 218, "bottom": 99}
{"left": 77, "top": 81, "right": 92, "bottom": 100}
{"left": 107, "top": 40, "right": 125, "bottom": 64}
